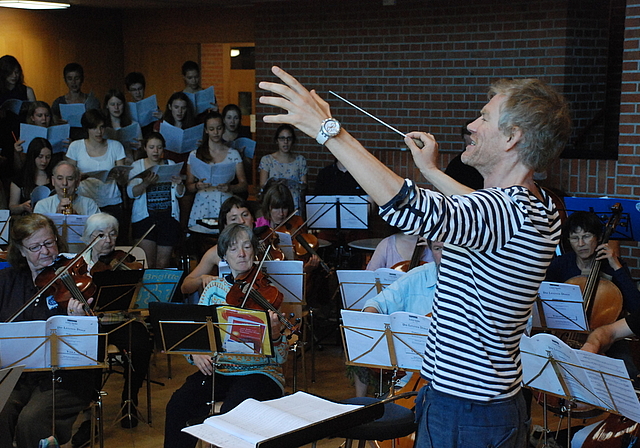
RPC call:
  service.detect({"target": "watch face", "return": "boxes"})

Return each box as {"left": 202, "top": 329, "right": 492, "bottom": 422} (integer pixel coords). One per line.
{"left": 324, "top": 119, "right": 341, "bottom": 136}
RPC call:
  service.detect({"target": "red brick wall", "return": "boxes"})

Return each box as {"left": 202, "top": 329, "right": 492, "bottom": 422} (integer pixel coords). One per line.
{"left": 201, "top": 43, "right": 225, "bottom": 108}
{"left": 254, "top": 0, "right": 640, "bottom": 277}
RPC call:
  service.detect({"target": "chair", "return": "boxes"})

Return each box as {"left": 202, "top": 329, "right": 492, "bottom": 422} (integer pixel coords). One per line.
{"left": 332, "top": 392, "right": 418, "bottom": 448}
{"left": 115, "top": 246, "right": 148, "bottom": 269}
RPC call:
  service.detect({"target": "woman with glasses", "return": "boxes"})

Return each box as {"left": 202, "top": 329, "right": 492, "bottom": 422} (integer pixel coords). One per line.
{"left": 0, "top": 213, "right": 96, "bottom": 448}
{"left": 545, "top": 211, "right": 640, "bottom": 313}
{"left": 258, "top": 124, "right": 307, "bottom": 213}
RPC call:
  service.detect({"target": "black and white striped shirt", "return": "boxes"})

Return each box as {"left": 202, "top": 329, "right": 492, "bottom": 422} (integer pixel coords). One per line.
{"left": 380, "top": 180, "right": 560, "bottom": 401}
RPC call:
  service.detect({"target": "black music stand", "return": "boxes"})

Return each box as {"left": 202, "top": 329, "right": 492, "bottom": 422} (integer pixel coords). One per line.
{"left": 91, "top": 270, "right": 144, "bottom": 313}
{"left": 564, "top": 197, "right": 636, "bottom": 241}
{"left": 149, "top": 302, "right": 275, "bottom": 415}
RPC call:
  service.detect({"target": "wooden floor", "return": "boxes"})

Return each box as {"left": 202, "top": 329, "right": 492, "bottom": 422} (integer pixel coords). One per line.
{"left": 61, "top": 324, "right": 602, "bottom": 448}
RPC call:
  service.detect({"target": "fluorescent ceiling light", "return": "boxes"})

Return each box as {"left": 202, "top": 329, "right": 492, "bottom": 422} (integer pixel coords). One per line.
{"left": 0, "top": 1, "right": 70, "bottom": 9}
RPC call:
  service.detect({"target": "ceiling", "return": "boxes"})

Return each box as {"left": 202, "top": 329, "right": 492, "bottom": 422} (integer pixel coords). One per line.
{"left": 65, "top": 0, "right": 285, "bottom": 8}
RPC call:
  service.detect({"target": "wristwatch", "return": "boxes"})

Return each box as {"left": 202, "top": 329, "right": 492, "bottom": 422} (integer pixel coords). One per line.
{"left": 316, "top": 118, "right": 342, "bottom": 145}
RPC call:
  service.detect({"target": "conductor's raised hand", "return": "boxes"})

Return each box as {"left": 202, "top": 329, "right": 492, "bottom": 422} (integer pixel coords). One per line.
{"left": 259, "top": 66, "right": 332, "bottom": 138}
{"left": 405, "top": 132, "right": 439, "bottom": 175}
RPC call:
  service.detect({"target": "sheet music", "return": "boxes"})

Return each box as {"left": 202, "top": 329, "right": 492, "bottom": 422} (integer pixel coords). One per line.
{"left": 20, "top": 123, "right": 70, "bottom": 154}
{"left": 189, "top": 157, "right": 236, "bottom": 186}
{"left": 134, "top": 269, "right": 183, "bottom": 309}
{"left": 185, "top": 86, "right": 216, "bottom": 115}
{"left": 46, "top": 214, "right": 89, "bottom": 244}
{"left": 0, "top": 210, "right": 9, "bottom": 245}
{"left": 128, "top": 94, "right": 158, "bottom": 127}
{"left": 521, "top": 332, "right": 640, "bottom": 422}
{"left": 262, "top": 260, "right": 304, "bottom": 303}
{"left": 0, "top": 365, "right": 24, "bottom": 414}
{"left": 532, "top": 282, "right": 588, "bottom": 331}
{"left": 0, "top": 98, "right": 27, "bottom": 115}
{"left": 0, "top": 316, "right": 98, "bottom": 369}
{"left": 182, "top": 391, "right": 362, "bottom": 448}
{"left": 160, "top": 122, "right": 204, "bottom": 154}
{"left": 104, "top": 122, "right": 142, "bottom": 151}
{"left": 59, "top": 103, "right": 86, "bottom": 127}
{"left": 230, "top": 137, "right": 256, "bottom": 159}
{"left": 131, "top": 162, "right": 183, "bottom": 184}
{"left": 341, "top": 309, "right": 431, "bottom": 370}
{"left": 275, "top": 232, "right": 295, "bottom": 260}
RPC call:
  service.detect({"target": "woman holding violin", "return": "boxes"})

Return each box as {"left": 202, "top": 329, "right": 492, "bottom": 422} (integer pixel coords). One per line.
{"left": 0, "top": 213, "right": 96, "bottom": 448}
{"left": 164, "top": 224, "right": 288, "bottom": 448}
{"left": 78, "top": 213, "right": 152, "bottom": 429}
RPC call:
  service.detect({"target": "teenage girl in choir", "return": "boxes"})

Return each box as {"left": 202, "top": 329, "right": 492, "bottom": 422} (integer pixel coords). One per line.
{"left": 0, "top": 55, "right": 37, "bottom": 179}
{"left": 51, "top": 63, "right": 100, "bottom": 123}
{"left": 186, "top": 112, "right": 247, "bottom": 239}
{"left": 127, "top": 132, "right": 185, "bottom": 268}
{"left": 181, "top": 60, "right": 218, "bottom": 114}
{"left": 164, "top": 223, "right": 288, "bottom": 448}
{"left": 65, "top": 109, "right": 126, "bottom": 226}
{"left": 258, "top": 124, "right": 307, "bottom": 213}
{"left": 221, "top": 104, "right": 251, "bottom": 142}
{"left": 103, "top": 89, "right": 139, "bottom": 162}
{"left": 9, "top": 138, "right": 52, "bottom": 215}
{"left": 0, "top": 55, "right": 36, "bottom": 104}
{"left": 12, "top": 101, "right": 63, "bottom": 171}
{"left": 181, "top": 195, "right": 256, "bottom": 296}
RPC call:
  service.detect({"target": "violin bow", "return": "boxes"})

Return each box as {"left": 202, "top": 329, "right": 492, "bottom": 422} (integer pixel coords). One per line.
{"left": 239, "top": 245, "right": 270, "bottom": 308}
{"left": 6, "top": 234, "right": 104, "bottom": 323}
{"left": 110, "top": 224, "right": 156, "bottom": 270}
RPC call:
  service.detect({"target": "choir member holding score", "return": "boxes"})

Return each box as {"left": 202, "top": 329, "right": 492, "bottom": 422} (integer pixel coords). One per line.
{"left": 259, "top": 66, "right": 571, "bottom": 448}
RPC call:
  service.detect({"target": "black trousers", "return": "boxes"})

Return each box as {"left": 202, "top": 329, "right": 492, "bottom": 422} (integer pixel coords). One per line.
{"left": 164, "top": 370, "right": 282, "bottom": 448}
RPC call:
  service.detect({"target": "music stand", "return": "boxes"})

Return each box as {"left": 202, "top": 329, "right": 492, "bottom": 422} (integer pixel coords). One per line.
{"left": 336, "top": 269, "right": 405, "bottom": 310}
{"left": 132, "top": 269, "right": 183, "bottom": 310}
{"left": 45, "top": 213, "right": 89, "bottom": 246}
{"left": 531, "top": 281, "right": 589, "bottom": 332}
{"left": 563, "top": 197, "right": 638, "bottom": 241}
{"left": 149, "top": 302, "right": 275, "bottom": 415}
{"left": 0, "top": 316, "right": 105, "bottom": 441}
{"left": 521, "top": 332, "right": 640, "bottom": 446}
{"left": 305, "top": 195, "right": 370, "bottom": 231}
{"left": 91, "top": 269, "right": 144, "bottom": 313}
{"left": 0, "top": 365, "right": 24, "bottom": 413}
{"left": 0, "top": 210, "right": 9, "bottom": 245}
{"left": 340, "top": 309, "right": 431, "bottom": 395}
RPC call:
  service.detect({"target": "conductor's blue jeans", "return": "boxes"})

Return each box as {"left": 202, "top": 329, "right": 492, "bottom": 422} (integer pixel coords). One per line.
{"left": 414, "top": 384, "right": 530, "bottom": 448}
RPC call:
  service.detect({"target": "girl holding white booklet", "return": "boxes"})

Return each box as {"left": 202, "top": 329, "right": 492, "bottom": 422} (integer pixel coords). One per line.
{"left": 127, "top": 132, "right": 185, "bottom": 268}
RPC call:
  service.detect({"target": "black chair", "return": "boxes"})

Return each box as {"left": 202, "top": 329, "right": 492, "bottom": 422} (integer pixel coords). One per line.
{"left": 333, "top": 392, "right": 418, "bottom": 448}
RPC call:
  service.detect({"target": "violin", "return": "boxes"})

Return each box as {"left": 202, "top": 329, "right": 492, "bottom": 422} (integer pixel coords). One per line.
{"left": 91, "top": 250, "right": 144, "bottom": 274}
{"left": 254, "top": 225, "right": 286, "bottom": 261}
{"left": 35, "top": 255, "right": 96, "bottom": 315}
{"left": 391, "top": 237, "right": 427, "bottom": 272}
{"left": 276, "top": 215, "right": 332, "bottom": 274}
{"left": 226, "top": 264, "right": 300, "bottom": 338}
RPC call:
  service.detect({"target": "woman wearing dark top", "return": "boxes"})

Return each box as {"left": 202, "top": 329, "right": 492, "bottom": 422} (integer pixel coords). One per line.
{"left": 9, "top": 138, "right": 53, "bottom": 215}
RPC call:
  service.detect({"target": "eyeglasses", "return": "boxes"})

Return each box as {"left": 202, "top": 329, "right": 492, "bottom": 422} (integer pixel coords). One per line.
{"left": 277, "top": 137, "right": 293, "bottom": 142}
{"left": 568, "top": 233, "right": 595, "bottom": 244}
{"left": 23, "top": 239, "right": 56, "bottom": 253}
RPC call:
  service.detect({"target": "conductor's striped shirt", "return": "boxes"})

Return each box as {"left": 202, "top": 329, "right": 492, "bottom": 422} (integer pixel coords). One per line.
{"left": 380, "top": 180, "right": 560, "bottom": 401}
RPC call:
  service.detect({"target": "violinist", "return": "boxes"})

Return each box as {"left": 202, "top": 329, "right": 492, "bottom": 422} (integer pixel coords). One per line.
{"left": 367, "top": 231, "right": 434, "bottom": 271}
{"left": 78, "top": 213, "right": 152, "bottom": 430}
{"left": 255, "top": 180, "right": 320, "bottom": 270}
{"left": 0, "top": 213, "right": 97, "bottom": 448}
{"left": 33, "top": 160, "right": 100, "bottom": 216}
{"left": 164, "top": 223, "right": 288, "bottom": 448}
{"left": 181, "top": 195, "right": 256, "bottom": 296}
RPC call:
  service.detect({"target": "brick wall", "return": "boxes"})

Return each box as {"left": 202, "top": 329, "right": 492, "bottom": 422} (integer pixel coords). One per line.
{"left": 201, "top": 43, "right": 225, "bottom": 108}
{"left": 254, "top": 0, "right": 640, "bottom": 277}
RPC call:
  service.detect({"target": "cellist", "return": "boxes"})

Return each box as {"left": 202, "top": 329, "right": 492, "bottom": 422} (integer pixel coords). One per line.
{"left": 164, "top": 223, "right": 288, "bottom": 448}
{"left": 545, "top": 211, "right": 640, "bottom": 376}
